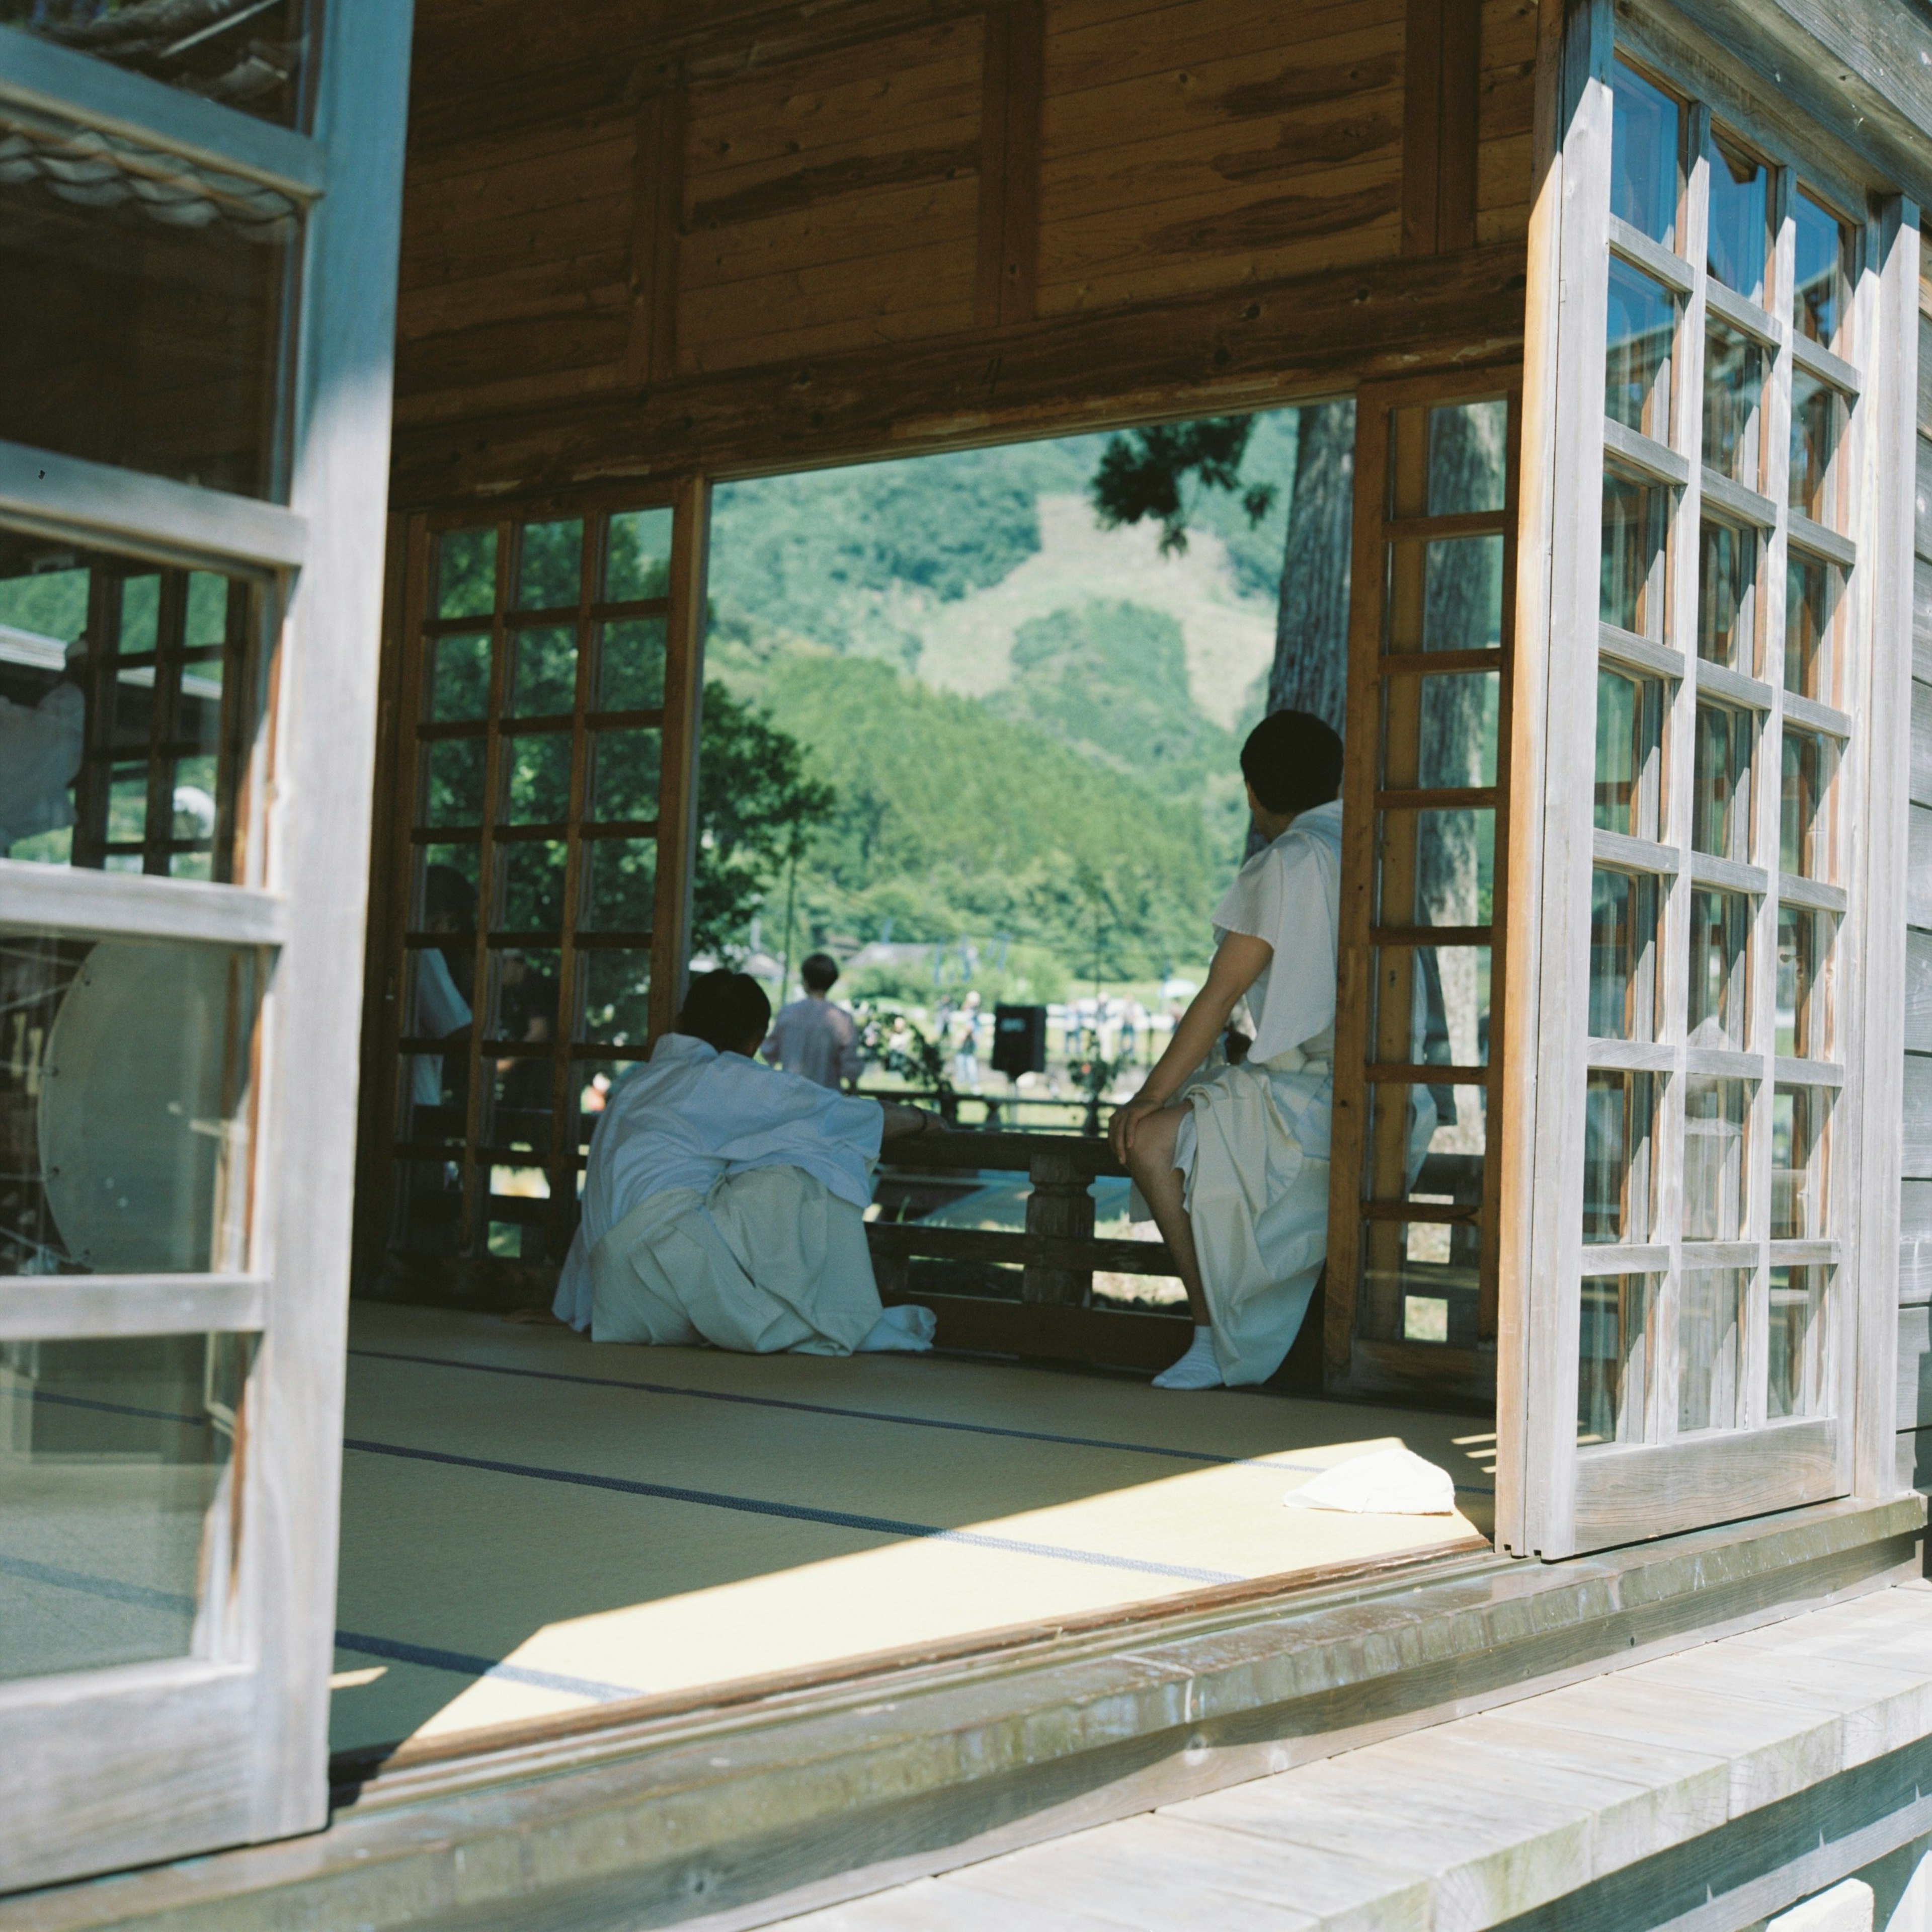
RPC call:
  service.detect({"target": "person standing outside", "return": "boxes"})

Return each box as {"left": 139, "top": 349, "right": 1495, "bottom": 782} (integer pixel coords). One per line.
{"left": 764, "top": 951, "right": 863, "bottom": 1091}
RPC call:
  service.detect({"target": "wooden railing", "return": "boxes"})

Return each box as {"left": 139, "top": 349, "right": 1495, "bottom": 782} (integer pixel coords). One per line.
{"left": 867, "top": 1130, "right": 1195, "bottom": 1371}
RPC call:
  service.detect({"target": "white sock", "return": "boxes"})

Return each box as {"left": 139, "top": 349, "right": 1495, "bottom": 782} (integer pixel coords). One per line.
{"left": 858, "top": 1304, "right": 937, "bottom": 1353}
{"left": 1152, "top": 1324, "right": 1223, "bottom": 1390}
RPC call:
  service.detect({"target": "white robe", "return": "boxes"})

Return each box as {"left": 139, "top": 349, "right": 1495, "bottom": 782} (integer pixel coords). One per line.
{"left": 553, "top": 1033, "right": 886, "bottom": 1351}
{"left": 1171, "top": 801, "right": 1435, "bottom": 1385}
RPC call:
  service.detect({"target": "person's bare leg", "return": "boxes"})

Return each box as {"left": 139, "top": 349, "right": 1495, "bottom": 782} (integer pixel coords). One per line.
{"left": 1125, "top": 1105, "right": 1221, "bottom": 1387}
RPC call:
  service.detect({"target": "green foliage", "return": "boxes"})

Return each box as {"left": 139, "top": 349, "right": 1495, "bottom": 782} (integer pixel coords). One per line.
{"left": 694, "top": 680, "right": 836, "bottom": 959}
{"left": 1090, "top": 417, "right": 1276, "bottom": 556}
{"left": 0, "top": 568, "right": 88, "bottom": 643}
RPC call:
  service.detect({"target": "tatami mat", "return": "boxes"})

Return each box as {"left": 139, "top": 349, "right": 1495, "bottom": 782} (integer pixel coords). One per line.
{"left": 331, "top": 1302, "right": 1494, "bottom": 1755}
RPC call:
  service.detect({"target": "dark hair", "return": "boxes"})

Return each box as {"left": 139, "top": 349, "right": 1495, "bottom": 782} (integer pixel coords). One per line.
{"left": 1240, "top": 708, "right": 1344, "bottom": 816}
{"left": 423, "top": 862, "right": 476, "bottom": 929}
{"left": 677, "top": 970, "right": 772, "bottom": 1054}
{"left": 800, "top": 951, "right": 839, "bottom": 993}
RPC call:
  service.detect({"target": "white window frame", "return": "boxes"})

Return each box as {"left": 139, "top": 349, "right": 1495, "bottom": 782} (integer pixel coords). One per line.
{"left": 0, "top": 7, "right": 414, "bottom": 1890}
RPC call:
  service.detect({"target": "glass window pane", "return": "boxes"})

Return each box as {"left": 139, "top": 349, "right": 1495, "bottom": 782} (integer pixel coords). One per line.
{"left": 1705, "top": 131, "right": 1769, "bottom": 305}
{"left": 1683, "top": 1075, "right": 1748, "bottom": 1242}
{"left": 1772, "top": 1085, "right": 1829, "bottom": 1239}
{"left": 1679, "top": 1268, "right": 1746, "bottom": 1432}
{"left": 426, "top": 632, "right": 492, "bottom": 722}
{"left": 1692, "top": 702, "right": 1752, "bottom": 862}
{"left": 1767, "top": 1265, "right": 1829, "bottom": 1418}
{"left": 581, "top": 839, "right": 658, "bottom": 933}
{"left": 1701, "top": 321, "right": 1763, "bottom": 483}
{"left": 1590, "top": 868, "right": 1659, "bottom": 1041}
{"left": 1785, "top": 550, "right": 1842, "bottom": 703}
{"left": 1601, "top": 470, "right": 1668, "bottom": 637}
{"left": 1606, "top": 260, "right": 1675, "bottom": 440}
{"left": 1374, "top": 809, "right": 1495, "bottom": 927}
{"left": 574, "top": 1058, "right": 630, "bottom": 1153}
{"left": 2, "top": 2, "right": 314, "bottom": 126}
{"left": 603, "top": 509, "right": 675, "bottom": 602}
{"left": 577, "top": 950, "right": 652, "bottom": 1046}
{"left": 1584, "top": 1070, "right": 1653, "bottom": 1243}
{"left": 493, "top": 839, "right": 568, "bottom": 935}
{"left": 1687, "top": 887, "right": 1750, "bottom": 1051}
{"left": 1776, "top": 906, "right": 1831, "bottom": 1059}
{"left": 499, "top": 730, "right": 573, "bottom": 827}
{"left": 589, "top": 727, "right": 663, "bottom": 824}
{"left": 1780, "top": 728, "right": 1832, "bottom": 878}
{"left": 598, "top": 617, "right": 668, "bottom": 711}
{"left": 1793, "top": 192, "right": 1850, "bottom": 348}
{"left": 1387, "top": 537, "right": 1505, "bottom": 653}
{"left": 516, "top": 520, "right": 583, "bottom": 612}
{"left": 1370, "top": 945, "right": 1490, "bottom": 1069}
{"left": 488, "top": 1060, "right": 556, "bottom": 1159}
{"left": 1697, "top": 520, "right": 1758, "bottom": 671}
{"left": 399, "top": 944, "right": 472, "bottom": 1144}
{"left": 436, "top": 530, "right": 498, "bottom": 620}
{"left": 1612, "top": 61, "right": 1679, "bottom": 248}
{"left": 1387, "top": 672, "right": 1499, "bottom": 789}
{"left": 0, "top": 114, "right": 297, "bottom": 497}
{"left": 1425, "top": 402, "right": 1507, "bottom": 515}
{"left": 1593, "top": 667, "right": 1665, "bottom": 839}
{"left": 488, "top": 946, "right": 561, "bottom": 1048}
{"left": 1579, "top": 1274, "right": 1652, "bottom": 1445}
{"left": 0, "top": 930, "right": 259, "bottom": 1275}
{"left": 1789, "top": 370, "right": 1842, "bottom": 525}
{"left": 0, "top": 1333, "right": 250, "bottom": 1683}
{"left": 508, "top": 626, "right": 578, "bottom": 717}
{"left": 420, "top": 737, "right": 486, "bottom": 828}
{"left": 1358, "top": 1209, "right": 1482, "bottom": 1347}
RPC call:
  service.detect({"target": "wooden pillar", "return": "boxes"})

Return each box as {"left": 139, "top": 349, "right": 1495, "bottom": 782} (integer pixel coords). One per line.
{"left": 1023, "top": 1144, "right": 1094, "bottom": 1306}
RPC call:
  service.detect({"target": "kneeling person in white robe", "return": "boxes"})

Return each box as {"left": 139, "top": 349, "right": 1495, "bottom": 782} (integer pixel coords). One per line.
{"left": 553, "top": 970, "right": 941, "bottom": 1354}
{"left": 1111, "top": 710, "right": 1434, "bottom": 1390}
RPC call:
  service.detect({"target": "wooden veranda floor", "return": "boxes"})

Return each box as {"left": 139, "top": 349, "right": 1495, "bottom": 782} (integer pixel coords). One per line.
{"left": 331, "top": 1302, "right": 1493, "bottom": 1756}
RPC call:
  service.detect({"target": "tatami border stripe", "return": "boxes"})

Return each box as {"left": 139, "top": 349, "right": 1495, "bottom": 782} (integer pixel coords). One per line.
{"left": 343, "top": 1436, "right": 1244, "bottom": 1584}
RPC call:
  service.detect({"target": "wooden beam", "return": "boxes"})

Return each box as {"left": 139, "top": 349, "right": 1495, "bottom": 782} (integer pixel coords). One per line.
{"left": 624, "top": 89, "right": 685, "bottom": 385}
{"left": 1402, "top": 0, "right": 1482, "bottom": 256}
{"left": 391, "top": 239, "right": 1527, "bottom": 505}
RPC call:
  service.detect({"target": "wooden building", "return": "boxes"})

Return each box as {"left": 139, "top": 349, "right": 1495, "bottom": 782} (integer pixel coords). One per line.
{"left": 6, "top": 0, "right": 1932, "bottom": 1925}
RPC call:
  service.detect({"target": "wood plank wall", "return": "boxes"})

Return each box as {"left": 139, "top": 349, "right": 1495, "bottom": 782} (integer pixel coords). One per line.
{"left": 389, "top": 0, "right": 1536, "bottom": 502}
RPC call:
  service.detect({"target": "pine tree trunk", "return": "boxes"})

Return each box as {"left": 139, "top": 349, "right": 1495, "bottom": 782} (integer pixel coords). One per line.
{"left": 1266, "top": 398, "right": 1356, "bottom": 734}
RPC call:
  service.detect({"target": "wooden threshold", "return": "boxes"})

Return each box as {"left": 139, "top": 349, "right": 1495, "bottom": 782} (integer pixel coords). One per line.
{"left": 20, "top": 1495, "right": 1921, "bottom": 1932}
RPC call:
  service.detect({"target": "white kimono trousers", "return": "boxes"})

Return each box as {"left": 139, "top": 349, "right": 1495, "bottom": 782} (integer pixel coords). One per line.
{"left": 1172, "top": 801, "right": 1435, "bottom": 1385}
{"left": 553, "top": 1033, "right": 887, "bottom": 1353}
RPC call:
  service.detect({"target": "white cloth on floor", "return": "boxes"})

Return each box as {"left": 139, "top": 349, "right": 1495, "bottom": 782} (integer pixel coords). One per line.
{"left": 586, "top": 1163, "right": 886, "bottom": 1354}
{"left": 1283, "top": 1445, "right": 1457, "bottom": 1515}
{"left": 763, "top": 996, "right": 863, "bottom": 1090}
{"left": 555, "top": 1032, "right": 883, "bottom": 1334}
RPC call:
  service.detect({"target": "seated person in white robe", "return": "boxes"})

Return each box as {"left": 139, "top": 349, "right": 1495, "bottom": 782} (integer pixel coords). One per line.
{"left": 553, "top": 969, "right": 941, "bottom": 1355}
{"left": 1110, "top": 710, "right": 1434, "bottom": 1391}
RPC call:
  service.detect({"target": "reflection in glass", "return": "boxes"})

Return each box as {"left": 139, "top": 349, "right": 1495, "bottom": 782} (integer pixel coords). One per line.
{"left": 1679, "top": 1269, "right": 1745, "bottom": 1432}
{"left": 1375, "top": 810, "right": 1495, "bottom": 927}
{"left": 0, "top": 116, "right": 297, "bottom": 497}
{"left": 401, "top": 944, "right": 471, "bottom": 1140}
{"left": 574, "top": 1058, "right": 639, "bottom": 1153}
{"left": 578, "top": 950, "right": 652, "bottom": 1046}
{"left": 581, "top": 839, "right": 658, "bottom": 933}
{"left": 1611, "top": 61, "right": 1679, "bottom": 247}
{"left": 0, "top": 1333, "right": 249, "bottom": 1683}
{"left": 1772, "top": 1085, "right": 1828, "bottom": 1239}
{"left": 1697, "top": 520, "right": 1757, "bottom": 670}
{"left": 1776, "top": 906, "right": 1828, "bottom": 1059}
{"left": 1579, "top": 1275, "right": 1650, "bottom": 1444}
{"left": 599, "top": 618, "right": 669, "bottom": 711}
{"left": 1606, "top": 260, "right": 1675, "bottom": 439}
{"left": 1594, "top": 668, "right": 1663, "bottom": 837}
{"left": 508, "top": 627, "right": 578, "bottom": 717}
{"left": 494, "top": 840, "right": 568, "bottom": 935}
{"left": 1793, "top": 192, "right": 1849, "bottom": 348}
{"left": 1411, "top": 674, "right": 1500, "bottom": 788}
{"left": 1789, "top": 370, "right": 1840, "bottom": 524}
{"left": 1683, "top": 1076, "right": 1747, "bottom": 1242}
{"left": 1425, "top": 401, "right": 1508, "bottom": 514}
{"left": 1785, "top": 551, "right": 1841, "bottom": 702}
{"left": 488, "top": 947, "right": 561, "bottom": 1054}
{"left": 516, "top": 520, "right": 583, "bottom": 611}
{"left": 1768, "top": 1265, "right": 1828, "bottom": 1418}
{"left": 0, "top": 930, "right": 260, "bottom": 1275}
{"left": 1706, "top": 131, "right": 1769, "bottom": 304}
{"left": 1601, "top": 471, "right": 1668, "bottom": 637}
{"left": 1420, "top": 536, "right": 1504, "bottom": 651}
{"left": 437, "top": 530, "right": 498, "bottom": 620}
{"left": 500, "top": 730, "right": 573, "bottom": 827}
{"left": 415, "top": 843, "right": 480, "bottom": 930}
{"left": 422, "top": 738, "right": 486, "bottom": 828}
{"left": 604, "top": 509, "right": 675, "bottom": 602}
{"left": 1358, "top": 1207, "right": 1483, "bottom": 1348}
{"left": 1693, "top": 703, "right": 1752, "bottom": 860}
{"left": 1590, "top": 869, "right": 1657, "bottom": 1040}
{"left": 590, "top": 728, "right": 664, "bottom": 825}
{"left": 1584, "top": 1071, "right": 1650, "bottom": 1243}
{"left": 1781, "top": 729, "right": 1830, "bottom": 877}
{"left": 428, "top": 633, "right": 491, "bottom": 722}
{"left": 1687, "top": 888, "right": 1750, "bottom": 1050}
{"left": 1702, "top": 321, "right": 1763, "bottom": 482}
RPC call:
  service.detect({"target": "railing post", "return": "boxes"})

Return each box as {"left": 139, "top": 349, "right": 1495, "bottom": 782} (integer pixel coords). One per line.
{"left": 1023, "top": 1145, "right": 1094, "bottom": 1306}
